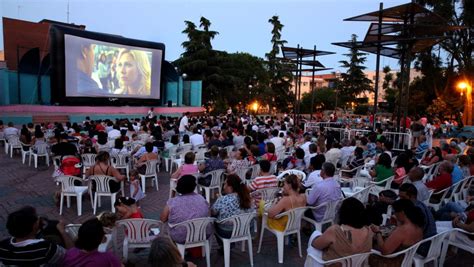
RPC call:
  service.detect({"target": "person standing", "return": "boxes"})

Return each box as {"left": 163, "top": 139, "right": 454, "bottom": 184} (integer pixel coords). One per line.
{"left": 179, "top": 112, "right": 190, "bottom": 137}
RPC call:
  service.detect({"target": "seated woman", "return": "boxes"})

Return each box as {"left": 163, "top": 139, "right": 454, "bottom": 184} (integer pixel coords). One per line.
{"left": 198, "top": 145, "right": 225, "bottom": 186}
{"left": 306, "top": 197, "right": 372, "bottom": 266}
{"left": 391, "top": 153, "right": 409, "bottom": 189}
{"left": 85, "top": 151, "right": 125, "bottom": 193}
{"left": 171, "top": 151, "right": 198, "bottom": 180}
{"left": 80, "top": 138, "right": 97, "bottom": 154}
{"left": 96, "top": 131, "right": 110, "bottom": 152}
{"left": 148, "top": 236, "right": 196, "bottom": 267}
{"left": 62, "top": 218, "right": 121, "bottom": 267}
{"left": 227, "top": 148, "right": 250, "bottom": 174}
{"left": 266, "top": 174, "right": 306, "bottom": 231}
{"left": 212, "top": 174, "right": 254, "bottom": 242}
{"left": 369, "top": 152, "right": 394, "bottom": 184}
{"left": 420, "top": 147, "right": 442, "bottom": 166}
{"left": 160, "top": 175, "right": 210, "bottom": 244}
{"left": 114, "top": 196, "right": 143, "bottom": 219}
{"left": 135, "top": 142, "right": 159, "bottom": 175}
{"left": 110, "top": 138, "right": 128, "bottom": 154}
{"left": 369, "top": 199, "right": 425, "bottom": 266}
{"left": 261, "top": 142, "right": 278, "bottom": 162}
{"left": 284, "top": 148, "right": 306, "bottom": 171}
{"left": 341, "top": 147, "right": 365, "bottom": 178}
{"left": 31, "top": 130, "right": 47, "bottom": 146}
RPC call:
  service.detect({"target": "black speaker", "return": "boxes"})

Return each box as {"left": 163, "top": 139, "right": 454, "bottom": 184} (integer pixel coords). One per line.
{"left": 167, "top": 100, "right": 172, "bottom": 107}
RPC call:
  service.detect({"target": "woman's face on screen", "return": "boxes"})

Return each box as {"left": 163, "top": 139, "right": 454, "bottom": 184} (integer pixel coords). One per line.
{"left": 117, "top": 52, "right": 139, "bottom": 89}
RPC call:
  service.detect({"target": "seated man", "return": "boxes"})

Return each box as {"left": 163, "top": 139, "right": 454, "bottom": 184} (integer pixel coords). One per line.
{"left": 306, "top": 163, "right": 342, "bottom": 222}
{"left": 248, "top": 160, "right": 278, "bottom": 207}
{"left": 425, "top": 161, "right": 453, "bottom": 192}
{"left": 303, "top": 154, "right": 325, "bottom": 189}
{"left": 408, "top": 167, "right": 431, "bottom": 203}
{"left": 0, "top": 206, "right": 73, "bottom": 266}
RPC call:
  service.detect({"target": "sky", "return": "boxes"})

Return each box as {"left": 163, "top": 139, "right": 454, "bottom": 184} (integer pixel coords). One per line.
{"left": 0, "top": 0, "right": 409, "bottom": 72}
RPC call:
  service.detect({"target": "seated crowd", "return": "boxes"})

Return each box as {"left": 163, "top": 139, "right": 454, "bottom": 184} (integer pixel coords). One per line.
{"left": 0, "top": 113, "right": 473, "bottom": 266}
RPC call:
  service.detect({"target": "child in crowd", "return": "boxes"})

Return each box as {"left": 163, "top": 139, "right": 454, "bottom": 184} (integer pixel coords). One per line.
{"left": 129, "top": 170, "right": 145, "bottom": 204}
{"left": 171, "top": 151, "right": 198, "bottom": 179}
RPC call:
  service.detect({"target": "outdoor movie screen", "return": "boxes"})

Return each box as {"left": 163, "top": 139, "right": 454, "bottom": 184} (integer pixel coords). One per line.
{"left": 64, "top": 34, "right": 163, "bottom": 99}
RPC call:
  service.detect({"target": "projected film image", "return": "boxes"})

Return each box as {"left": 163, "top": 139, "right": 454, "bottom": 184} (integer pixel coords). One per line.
{"left": 65, "top": 34, "right": 162, "bottom": 99}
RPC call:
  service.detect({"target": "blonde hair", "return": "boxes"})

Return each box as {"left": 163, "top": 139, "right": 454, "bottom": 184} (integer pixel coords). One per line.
{"left": 117, "top": 49, "right": 151, "bottom": 95}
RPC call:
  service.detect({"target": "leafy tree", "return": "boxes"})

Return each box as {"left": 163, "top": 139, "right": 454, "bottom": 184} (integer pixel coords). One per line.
{"left": 300, "top": 88, "right": 336, "bottom": 113}
{"left": 382, "top": 66, "right": 397, "bottom": 112}
{"left": 337, "top": 34, "right": 373, "bottom": 106}
{"left": 266, "top": 16, "right": 294, "bottom": 112}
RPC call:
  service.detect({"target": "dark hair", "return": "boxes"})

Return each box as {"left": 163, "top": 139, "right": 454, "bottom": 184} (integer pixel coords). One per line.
{"left": 392, "top": 199, "right": 425, "bottom": 228}
{"left": 259, "top": 160, "right": 271, "bottom": 173}
{"left": 399, "top": 183, "right": 418, "bottom": 198}
{"left": 75, "top": 218, "right": 105, "bottom": 251}
{"left": 6, "top": 206, "right": 38, "bottom": 238}
{"left": 210, "top": 145, "right": 219, "bottom": 157}
{"left": 184, "top": 151, "right": 195, "bottom": 164}
{"left": 97, "top": 131, "right": 108, "bottom": 145}
{"left": 182, "top": 134, "right": 190, "bottom": 144}
{"left": 266, "top": 142, "right": 275, "bottom": 154}
{"left": 170, "top": 135, "right": 179, "bottom": 145}
{"left": 338, "top": 197, "right": 368, "bottom": 228}
{"left": 145, "top": 142, "right": 154, "bottom": 153}
{"left": 310, "top": 154, "right": 326, "bottom": 170}
{"left": 238, "top": 148, "right": 248, "bottom": 159}
{"left": 176, "top": 175, "right": 197, "bottom": 194}
{"left": 96, "top": 151, "right": 110, "bottom": 163}
{"left": 226, "top": 174, "right": 251, "bottom": 209}
{"left": 377, "top": 153, "right": 392, "bottom": 168}
{"left": 433, "top": 147, "right": 443, "bottom": 161}
{"left": 459, "top": 155, "right": 471, "bottom": 166}
{"left": 114, "top": 196, "right": 136, "bottom": 207}
{"left": 321, "top": 162, "right": 336, "bottom": 177}
{"left": 354, "top": 147, "right": 364, "bottom": 158}
{"left": 114, "top": 138, "right": 124, "bottom": 150}
{"left": 285, "top": 174, "right": 300, "bottom": 191}
{"left": 295, "top": 148, "right": 305, "bottom": 160}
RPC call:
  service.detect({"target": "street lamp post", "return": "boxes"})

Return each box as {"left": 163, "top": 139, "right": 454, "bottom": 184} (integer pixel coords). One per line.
{"left": 458, "top": 80, "right": 473, "bottom": 126}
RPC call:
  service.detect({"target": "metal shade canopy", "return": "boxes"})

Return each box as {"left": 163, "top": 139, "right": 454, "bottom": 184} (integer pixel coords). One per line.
{"left": 281, "top": 46, "right": 335, "bottom": 59}
{"left": 344, "top": 2, "right": 446, "bottom": 24}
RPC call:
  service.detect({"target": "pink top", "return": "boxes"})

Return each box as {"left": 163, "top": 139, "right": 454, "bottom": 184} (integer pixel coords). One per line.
{"left": 181, "top": 164, "right": 199, "bottom": 176}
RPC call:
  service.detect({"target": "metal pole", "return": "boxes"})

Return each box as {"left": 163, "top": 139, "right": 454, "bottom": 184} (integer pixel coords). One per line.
{"left": 310, "top": 45, "right": 317, "bottom": 122}
{"left": 373, "top": 2, "right": 383, "bottom": 131}
{"left": 16, "top": 45, "right": 21, "bottom": 104}
{"left": 293, "top": 44, "right": 300, "bottom": 125}
{"left": 296, "top": 48, "right": 303, "bottom": 126}
{"left": 403, "top": 10, "right": 416, "bottom": 132}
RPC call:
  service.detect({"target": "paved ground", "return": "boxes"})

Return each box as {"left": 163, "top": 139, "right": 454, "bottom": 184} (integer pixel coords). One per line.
{"left": 0, "top": 147, "right": 472, "bottom": 266}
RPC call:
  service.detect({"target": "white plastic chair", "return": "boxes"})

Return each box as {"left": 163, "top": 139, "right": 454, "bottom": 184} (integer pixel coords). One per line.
{"left": 371, "top": 239, "right": 421, "bottom": 267}
{"left": 111, "top": 153, "right": 130, "bottom": 181}
{"left": 163, "top": 146, "right": 178, "bottom": 172}
{"left": 65, "top": 223, "right": 82, "bottom": 240}
{"left": 306, "top": 251, "right": 371, "bottom": 267}
{"left": 276, "top": 169, "right": 306, "bottom": 182}
{"left": 339, "top": 165, "right": 363, "bottom": 178}
{"left": 179, "top": 143, "right": 193, "bottom": 153}
{"left": 81, "top": 153, "right": 97, "bottom": 175}
{"left": 258, "top": 207, "right": 308, "bottom": 264}
{"left": 303, "top": 200, "right": 341, "bottom": 232}
{"left": 29, "top": 143, "right": 50, "bottom": 168}
{"left": 427, "top": 181, "right": 459, "bottom": 211}
{"left": 235, "top": 166, "right": 251, "bottom": 182}
{"left": 89, "top": 175, "right": 123, "bottom": 214}
{"left": 249, "top": 164, "right": 261, "bottom": 180}
{"left": 139, "top": 159, "right": 159, "bottom": 193}
{"left": 350, "top": 186, "right": 372, "bottom": 204}
{"left": 198, "top": 169, "right": 225, "bottom": 203}
{"left": 7, "top": 136, "right": 22, "bottom": 158}
{"left": 269, "top": 161, "right": 278, "bottom": 175}
{"left": 169, "top": 217, "right": 216, "bottom": 267}
{"left": 453, "top": 176, "right": 473, "bottom": 202}
{"left": 250, "top": 187, "right": 279, "bottom": 204}
{"left": 439, "top": 228, "right": 474, "bottom": 267}
{"left": 224, "top": 145, "right": 235, "bottom": 154}
{"left": 381, "top": 205, "right": 393, "bottom": 226}
{"left": 413, "top": 231, "right": 450, "bottom": 267}
{"left": 369, "top": 175, "right": 395, "bottom": 196}
{"left": 20, "top": 142, "right": 32, "bottom": 164}
{"left": 56, "top": 175, "right": 88, "bottom": 216}
{"left": 117, "top": 219, "right": 162, "bottom": 261}
{"left": 216, "top": 212, "right": 256, "bottom": 267}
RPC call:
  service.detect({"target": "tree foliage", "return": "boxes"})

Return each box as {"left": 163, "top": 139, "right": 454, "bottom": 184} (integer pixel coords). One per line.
{"left": 336, "top": 34, "right": 373, "bottom": 106}
{"left": 300, "top": 88, "right": 336, "bottom": 113}
{"left": 266, "top": 16, "right": 294, "bottom": 112}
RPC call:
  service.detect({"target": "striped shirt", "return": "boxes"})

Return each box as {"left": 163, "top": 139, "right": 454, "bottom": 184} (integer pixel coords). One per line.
{"left": 0, "top": 238, "right": 65, "bottom": 266}
{"left": 248, "top": 175, "right": 278, "bottom": 205}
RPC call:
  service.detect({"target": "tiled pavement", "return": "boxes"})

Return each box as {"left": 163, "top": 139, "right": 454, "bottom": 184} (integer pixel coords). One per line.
{"left": 0, "top": 148, "right": 473, "bottom": 266}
